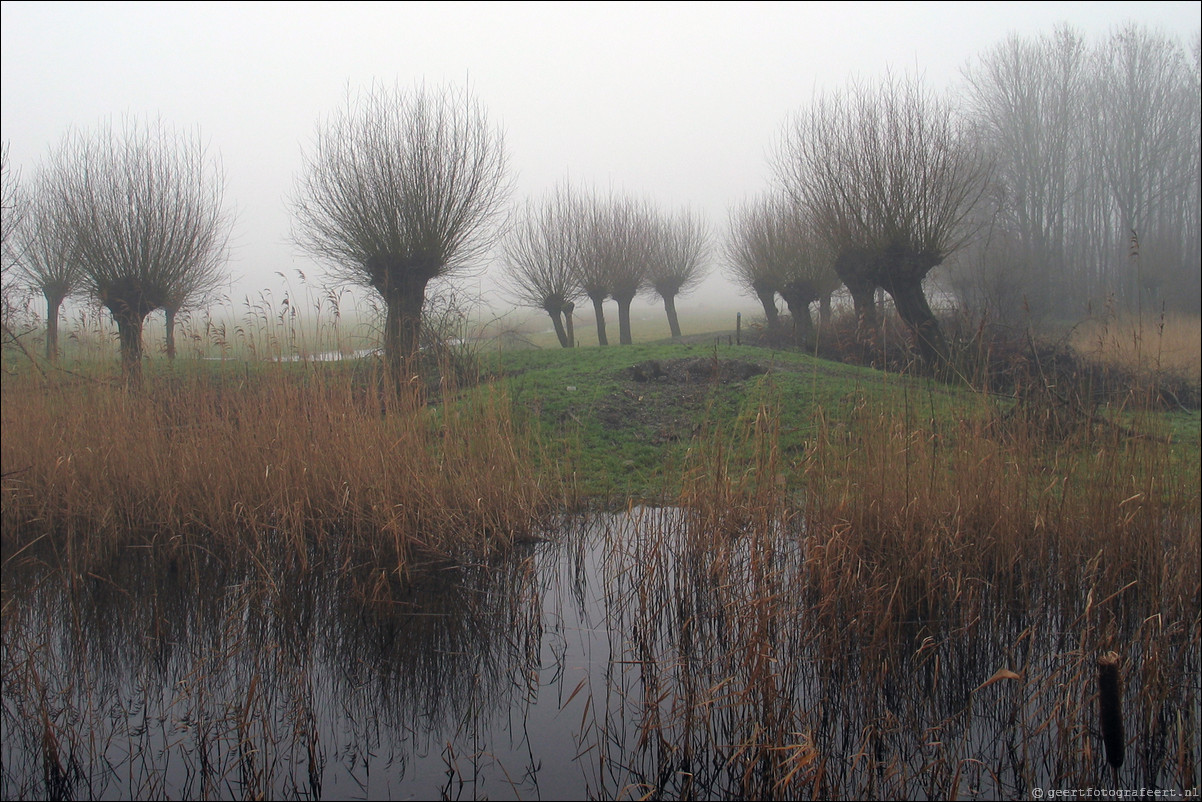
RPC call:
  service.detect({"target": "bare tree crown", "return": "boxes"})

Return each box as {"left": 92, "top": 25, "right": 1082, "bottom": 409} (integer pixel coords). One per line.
{"left": 45, "top": 117, "right": 230, "bottom": 315}
{"left": 777, "top": 74, "right": 991, "bottom": 264}
{"left": 502, "top": 182, "right": 585, "bottom": 311}
{"left": 292, "top": 82, "right": 511, "bottom": 289}
{"left": 646, "top": 207, "right": 711, "bottom": 299}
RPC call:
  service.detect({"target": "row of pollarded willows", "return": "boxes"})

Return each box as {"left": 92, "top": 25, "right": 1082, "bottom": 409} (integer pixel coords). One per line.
{"left": 0, "top": 357, "right": 559, "bottom": 589}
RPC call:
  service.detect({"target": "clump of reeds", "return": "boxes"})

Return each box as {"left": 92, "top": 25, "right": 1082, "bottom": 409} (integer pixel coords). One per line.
{"left": 605, "top": 342, "right": 1199, "bottom": 798}
{"left": 1, "top": 355, "right": 554, "bottom": 590}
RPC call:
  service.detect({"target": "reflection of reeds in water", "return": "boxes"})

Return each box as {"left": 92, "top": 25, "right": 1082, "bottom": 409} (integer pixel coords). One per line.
{"left": 0, "top": 542, "right": 546, "bottom": 800}
{"left": 2, "top": 486, "right": 1197, "bottom": 799}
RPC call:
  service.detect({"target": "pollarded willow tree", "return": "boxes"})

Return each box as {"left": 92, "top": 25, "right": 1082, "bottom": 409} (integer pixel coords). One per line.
{"left": 725, "top": 193, "right": 838, "bottom": 348}
{"left": 292, "top": 83, "right": 511, "bottom": 379}
{"left": 725, "top": 195, "right": 784, "bottom": 330}
{"left": 644, "top": 207, "right": 710, "bottom": 339}
{"left": 776, "top": 74, "right": 991, "bottom": 366}
{"left": 501, "top": 183, "right": 585, "bottom": 348}
{"left": 43, "top": 117, "right": 231, "bottom": 384}
{"left": 10, "top": 177, "right": 82, "bottom": 360}
{"left": 585, "top": 194, "right": 656, "bottom": 346}
{"left": 775, "top": 210, "right": 840, "bottom": 349}
{"left": 573, "top": 191, "right": 612, "bottom": 346}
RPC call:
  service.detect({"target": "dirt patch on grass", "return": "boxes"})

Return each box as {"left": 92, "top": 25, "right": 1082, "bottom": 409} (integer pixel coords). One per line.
{"left": 625, "top": 357, "right": 768, "bottom": 385}
{"left": 591, "top": 358, "right": 769, "bottom": 446}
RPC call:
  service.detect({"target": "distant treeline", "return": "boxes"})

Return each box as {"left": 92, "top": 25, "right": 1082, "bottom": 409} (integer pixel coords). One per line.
{"left": 949, "top": 23, "right": 1201, "bottom": 320}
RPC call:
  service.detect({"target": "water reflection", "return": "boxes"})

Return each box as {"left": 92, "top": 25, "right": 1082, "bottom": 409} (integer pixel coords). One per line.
{"left": 2, "top": 510, "right": 1198, "bottom": 800}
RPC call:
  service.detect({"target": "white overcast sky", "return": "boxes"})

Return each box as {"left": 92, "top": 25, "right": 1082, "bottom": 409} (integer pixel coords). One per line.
{"left": 2, "top": 1, "right": 1199, "bottom": 316}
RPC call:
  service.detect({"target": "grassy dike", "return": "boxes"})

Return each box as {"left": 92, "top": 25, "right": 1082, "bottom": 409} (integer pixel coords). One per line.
{"left": 485, "top": 341, "right": 916, "bottom": 501}
{"left": 485, "top": 340, "right": 1201, "bottom": 503}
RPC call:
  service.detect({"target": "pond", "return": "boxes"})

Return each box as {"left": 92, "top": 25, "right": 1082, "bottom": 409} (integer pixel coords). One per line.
{"left": 1, "top": 508, "right": 1198, "bottom": 800}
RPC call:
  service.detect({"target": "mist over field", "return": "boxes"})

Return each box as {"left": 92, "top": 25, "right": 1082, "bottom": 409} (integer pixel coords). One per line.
{"left": 3, "top": 2, "right": 1199, "bottom": 349}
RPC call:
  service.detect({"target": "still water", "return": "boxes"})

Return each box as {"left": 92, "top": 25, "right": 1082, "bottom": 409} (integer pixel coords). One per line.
{"left": 2, "top": 508, "right": 1198, "bottom": 800}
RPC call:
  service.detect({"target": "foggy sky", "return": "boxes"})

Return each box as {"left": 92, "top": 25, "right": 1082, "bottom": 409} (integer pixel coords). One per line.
{"left": 2, "top": 1, "right": 1199, "bottom": 318}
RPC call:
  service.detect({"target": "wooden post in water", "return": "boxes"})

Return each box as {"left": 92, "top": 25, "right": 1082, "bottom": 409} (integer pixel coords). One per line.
{"left": 1097, "top": 651, "right": 1125, "bottom": 775}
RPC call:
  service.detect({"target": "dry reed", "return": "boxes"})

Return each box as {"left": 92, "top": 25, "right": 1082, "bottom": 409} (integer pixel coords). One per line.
{"left": 1, "top": 359, "right": 553, "bottom": 589}
{"left": 581, "top": 364, "right": 1201, "bottom": 798}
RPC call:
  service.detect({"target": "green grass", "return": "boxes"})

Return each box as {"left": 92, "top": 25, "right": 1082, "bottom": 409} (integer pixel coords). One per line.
{"left": 482, "top": 340, "right": 1200, "bottom": 504}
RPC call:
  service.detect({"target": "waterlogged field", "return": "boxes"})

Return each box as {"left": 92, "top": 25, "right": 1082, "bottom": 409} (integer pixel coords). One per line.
{"left": 2, "top": 309, "right": 1200, "bottom": 800}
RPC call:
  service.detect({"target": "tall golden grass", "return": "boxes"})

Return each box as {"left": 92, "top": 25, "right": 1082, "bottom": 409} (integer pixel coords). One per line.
{"left": 1070, "top": 311, "right": 1201, "bottom": 382}
{"left": 1, "top": 361, "right": 553, "bottom": 589}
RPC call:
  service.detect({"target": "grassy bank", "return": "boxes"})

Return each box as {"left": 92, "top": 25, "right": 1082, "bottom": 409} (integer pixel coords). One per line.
{"left": 486, "top": 340, "right": 1200, "bottom": 497}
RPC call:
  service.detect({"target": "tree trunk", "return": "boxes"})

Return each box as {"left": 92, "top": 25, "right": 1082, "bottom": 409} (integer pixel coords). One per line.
{"left": 834, "top": 249, "right": 881, "bottom": 342}
{"left": 754, "top": 284, "right": 780, "bottom": 329}
{"left": 113, "top": 310, "right": 147, "bottom": 388}
{"left": 44, "top": 291, "right": 64, "bottom": 362}
{"left": 563, "top": 300, "right": 575, "bottom": 348}
{"left": 819, "top": 292, "right": 832, "bottom": 327}
{"left": 383, "top": 278, "right": 430, "bottom": 387}
{"left": 781, "top": 281, "right": 819, "bottom": 350}
{"left": 662, "top": 293, "right": 682, "bottom": 339}
{"left": 165, "top": 306, "right": 178, "bottom": 360}
{"left": 888, "top": 281, "right": 949, "bottom": 367}
{"left": 844, "top": 274, "right": 879, "bottom": 337}
{"left": 545, "top": 304, "right": 570, "bottom": 348}
{"left": 614, "top": 294, "right": 634, "bottom": 345}
{"left": 781, "top": 295, "right": 816, "bottom": 349}
{"left": 590, "top": 294, "right": 609, "bottom": 346}
{"left": 877, "top": 247, "right": 947, "bottom": 368}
